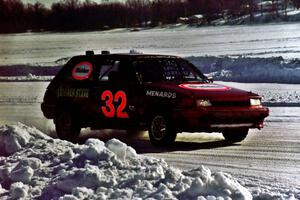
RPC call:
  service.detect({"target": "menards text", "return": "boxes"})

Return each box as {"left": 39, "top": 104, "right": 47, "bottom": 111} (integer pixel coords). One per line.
{"left": 146, "top": 90, "right": 176, "bottom": 99}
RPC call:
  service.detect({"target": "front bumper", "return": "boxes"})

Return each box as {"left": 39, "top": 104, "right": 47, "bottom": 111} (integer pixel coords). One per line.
{"left": 174, "top": 106, "right": 269, "bottom": 132}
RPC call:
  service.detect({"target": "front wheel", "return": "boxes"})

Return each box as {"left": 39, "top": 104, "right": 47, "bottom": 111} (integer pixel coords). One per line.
{"left": 148, "top": 115, "right": 177, "bottom": 146}
{"left": 222, "top": 128, "right": 249, "bottom": 143}
{"left": 55, "top": 111, "right": 81, "bottom": 143}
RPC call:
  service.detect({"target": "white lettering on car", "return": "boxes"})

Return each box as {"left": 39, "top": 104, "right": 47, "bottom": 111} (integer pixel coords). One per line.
{"left": 146, "top": 90, "right": 176, "bottom": 99}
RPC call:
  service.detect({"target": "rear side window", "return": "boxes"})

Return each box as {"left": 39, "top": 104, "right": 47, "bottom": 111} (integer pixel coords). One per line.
{"left": 72, "top": 61, "right": 94, "bottom": 81}
{"left": 98, "top": 60, "right": 120, "bottom": 81}
{"left": 98, "top": 59, "right": 137, "bottom": 83}
{"left": 56, "top": 58, "right": 95, "bottom": 83}
{"left": 134, "top": 60, "right": 163, "bottom": 82}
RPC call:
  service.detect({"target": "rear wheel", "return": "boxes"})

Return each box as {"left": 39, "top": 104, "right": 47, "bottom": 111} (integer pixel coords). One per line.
{"left": 148, "top": 115, "right": 177, "bottom": 146}
{"left": 222, "top": 128, "right": 249, "bottom": 143}
{"left": 55, "top": 111, "right": 81, "bottom": 143}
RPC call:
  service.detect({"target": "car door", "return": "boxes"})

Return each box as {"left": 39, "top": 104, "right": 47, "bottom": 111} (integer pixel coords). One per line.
{"left": 90, "top": 58, "right": 141, "bottom": 129}
{"left": 55, "top": 57, "right": 95, "bottom": 122}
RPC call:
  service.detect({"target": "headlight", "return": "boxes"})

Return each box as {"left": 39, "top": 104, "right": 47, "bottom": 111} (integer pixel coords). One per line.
{"left": 250, "top": 98, "right": 261, "bottom": 106}
{"left": 196, "top": 99, "right": 212, "bottom": 107}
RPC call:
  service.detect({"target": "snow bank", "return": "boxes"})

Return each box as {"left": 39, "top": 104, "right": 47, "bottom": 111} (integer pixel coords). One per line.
{"left": 2, "top": 55, "right": 300, "bottom": 84}
{"left": 217, "top": 82, "right": 300, "bottom": 106}
{"left": 187, "top": 56, "right": 300, "bottom": 84}
{"left": 0, "top": 74, "right": 53, "bottom": 82}
{"left": 0, "top": 123, "right": 254, "bottom": 200}
{"left": 211, "top": 9, "right": 300, "bottom": 25}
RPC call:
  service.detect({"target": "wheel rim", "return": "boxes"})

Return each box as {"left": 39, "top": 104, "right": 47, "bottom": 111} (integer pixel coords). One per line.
{"left": 150, "top": 115, "right": 167, "bottom": 141}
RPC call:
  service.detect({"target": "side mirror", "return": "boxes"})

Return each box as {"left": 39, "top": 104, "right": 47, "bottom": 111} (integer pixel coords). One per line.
{"left": 207, "top": 76, "right": 214, "bottom": 83}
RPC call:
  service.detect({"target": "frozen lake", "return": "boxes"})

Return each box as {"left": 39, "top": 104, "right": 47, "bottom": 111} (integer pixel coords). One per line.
{"left": 1, "top": 23, "right": 300, "bottom": 65}
{"left": 1, "top": 23, "right": 300, "bottom": 199}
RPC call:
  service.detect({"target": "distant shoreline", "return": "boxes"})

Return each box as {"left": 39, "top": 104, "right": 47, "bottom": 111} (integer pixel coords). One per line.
{"left": 1, "top": 19, "right": 300, "bottom": 35}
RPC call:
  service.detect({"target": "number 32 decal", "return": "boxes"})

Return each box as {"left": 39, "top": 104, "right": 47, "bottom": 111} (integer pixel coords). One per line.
{"left": 101, "top": 90, "right": 129, "bottom": 118}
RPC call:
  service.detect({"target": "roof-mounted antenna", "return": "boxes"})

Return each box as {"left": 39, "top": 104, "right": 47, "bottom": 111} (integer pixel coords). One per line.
{"left": 101, "top": 50, "right": 110, "bottom": 54}
{"left": 129, "top": 49, "right": 143, "bottom": 54}
{"left": 86, "top": 50, "right": 94, "bottom": 56}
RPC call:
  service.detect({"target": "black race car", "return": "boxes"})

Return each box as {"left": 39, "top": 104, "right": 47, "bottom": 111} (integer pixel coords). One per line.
{"left": 41, "top": 51, "right": 269, "bottom": 146}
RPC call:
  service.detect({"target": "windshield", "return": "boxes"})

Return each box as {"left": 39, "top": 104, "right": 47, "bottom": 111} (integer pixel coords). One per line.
{"left": 177, "top": 59, "right": 207, "bottom": 82}
{"left": 135, "top": 58, "right": 207, "bottom": 83}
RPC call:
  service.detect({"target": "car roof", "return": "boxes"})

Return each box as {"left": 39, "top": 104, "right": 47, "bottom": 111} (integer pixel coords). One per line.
{"left": 71, "top": 53, "right": 181, "bottom": 60}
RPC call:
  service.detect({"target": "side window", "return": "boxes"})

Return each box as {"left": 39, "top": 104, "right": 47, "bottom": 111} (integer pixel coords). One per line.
{"left": 135, "top": 59, "right": 181, "bottom": 82}
{"left": 160, "top": 59, "right": 181, "bottom": 81}
{"left": 98, "top": 60, "right": 137, "bottom": 83}
{"left": 98, "top": 60, "right": 120, "bottom": 82}
{"left": 135, "top": 60, "right": 163, "bottom": 82}
{"left": 118, "top": 61, "right": 138, "bottom": 83}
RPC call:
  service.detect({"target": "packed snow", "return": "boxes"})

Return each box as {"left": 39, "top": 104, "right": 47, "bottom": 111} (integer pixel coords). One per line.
{"left": 0, "top": 74, "right": 53, "bottom": 82}
{"left": 212, "top": 9, "right": 300, "bottom": 25}
{"left": 188, "top": 56, "right": 300, "bottom": 84}
{"left": 219, "top": 82, "right": 300, "bottom": 106}
{"left": 0, "top": 123, "right": 255, "bottom": 200}
{"left": 3, "top": 55, "right": 300, "bottom": 84}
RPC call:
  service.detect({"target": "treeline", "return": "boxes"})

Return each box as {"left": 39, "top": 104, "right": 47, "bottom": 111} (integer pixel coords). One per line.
{"left": 1, "top": 0, "right": 300, "bottom": 33}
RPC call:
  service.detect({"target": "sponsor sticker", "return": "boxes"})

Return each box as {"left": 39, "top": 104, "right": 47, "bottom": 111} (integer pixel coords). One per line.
{"left": 72, "top": 62, "right": 93, "bottom": 80}
{"left": 57, "top": 87, "right": 89, "bottom": 98}
{"left": 179, "top": 83, "right": 230, "bottom": 91}
{"left": 146, "top": 90, "right": 176, "bottom": 99}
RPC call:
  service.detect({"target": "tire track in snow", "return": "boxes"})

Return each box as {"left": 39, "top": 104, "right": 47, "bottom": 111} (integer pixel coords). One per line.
{"left": 143, "top": 121, "right": 300, "bottom": 190}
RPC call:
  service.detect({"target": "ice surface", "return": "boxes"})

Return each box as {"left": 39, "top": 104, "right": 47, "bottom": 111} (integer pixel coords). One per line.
{"left": 2, "top": 23, "right": 300, "bottom": 84}
{"left": 1, "top": 23, "right": 300, "bottom": 66}
{"left": 0, "top": 123, "right": 298, "bottom": 199}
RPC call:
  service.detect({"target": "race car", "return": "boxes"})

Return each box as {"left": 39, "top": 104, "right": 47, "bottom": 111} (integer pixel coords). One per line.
{"left": 41, "top": 51, "right": 269, "bottom": 146}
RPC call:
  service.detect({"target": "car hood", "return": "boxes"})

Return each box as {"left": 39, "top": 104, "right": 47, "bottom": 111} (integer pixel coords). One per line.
{"left": 146, "top": 82, "right": 260, "bottom": 101}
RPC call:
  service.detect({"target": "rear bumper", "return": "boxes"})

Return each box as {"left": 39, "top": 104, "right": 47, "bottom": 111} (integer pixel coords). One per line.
{"left": 173, "top": 106, "right": 269, "bottom": 132}
{"left": 41, "top": 102, "right": 56, "bottom": 119}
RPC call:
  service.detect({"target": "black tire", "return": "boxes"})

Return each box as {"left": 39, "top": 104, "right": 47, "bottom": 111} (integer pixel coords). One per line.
{"left": 55, "top": 111, "right": 81, "bottom": 143}
{"left": 148, "top": 115, "right": 177, "bottom": 146}
{"left": 222, "top": 128, "right": 249, "bottom": 143}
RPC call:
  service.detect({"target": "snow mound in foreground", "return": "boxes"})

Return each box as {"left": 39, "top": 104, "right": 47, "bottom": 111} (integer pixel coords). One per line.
{"left": 0, "top": 123, "right": 252, "bottom": 200}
